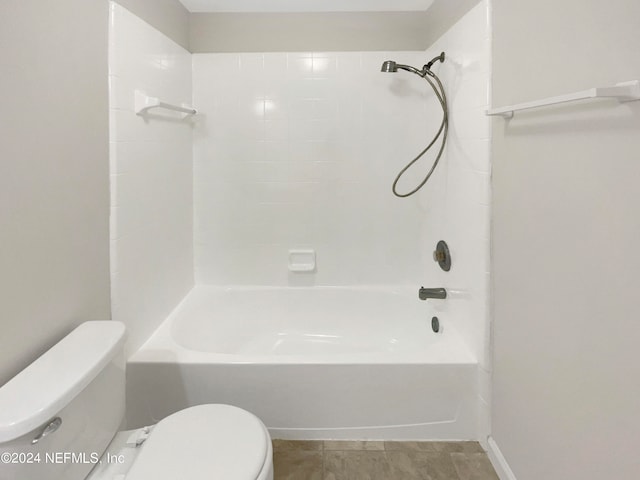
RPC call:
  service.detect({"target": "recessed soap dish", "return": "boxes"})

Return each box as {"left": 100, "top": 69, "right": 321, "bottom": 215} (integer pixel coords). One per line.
{"left": 288, "top": 249, "right": 316, "bottom": 273}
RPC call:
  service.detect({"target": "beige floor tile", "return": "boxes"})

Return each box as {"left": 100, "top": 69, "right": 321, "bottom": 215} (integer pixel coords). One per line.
{"left": 324, "top": 451, "right": 392, "bottom": 480}
{"left": 274, "top": 450, "right": 323, "bottom": 480}
{"left": 451, "top": 453, "right": 499, "bottom": 480}
{"left": 324, "top": 440, "right": 385, "bottom": 451}
{"left": 384, "top": 441, "right": 439, "bottom": 452}
{"left": 272, "top": 440, "right": 491, "bottom": 480}
{"left": 273, "top": 439, "right": 323, "bottom": 453}
{"left": 432, "top": 442, "right": 484, "bottom": 454}
{"left": 384, "top": 441, "right": 483, "bottom": 453}
{"left": 387, "top": 451, "right": 460, "bottom": 480}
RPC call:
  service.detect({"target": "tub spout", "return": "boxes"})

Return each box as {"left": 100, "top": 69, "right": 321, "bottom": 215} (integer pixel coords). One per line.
{"left": 418, "top": 287, "right": 447, "bottom": 301}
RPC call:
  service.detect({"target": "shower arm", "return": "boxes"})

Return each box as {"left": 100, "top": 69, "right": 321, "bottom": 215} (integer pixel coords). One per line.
{"left": 394, "top": 53, "right": 445, "bottom": 78}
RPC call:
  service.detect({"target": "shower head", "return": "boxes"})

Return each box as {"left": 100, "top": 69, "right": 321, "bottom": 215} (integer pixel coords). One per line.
{"left": 380, "top": 60, "right": 423, "bottom": 77}
{"left": 380, "top": 52, "right": 446, "bottom": 78}
{"left": 380, "top": 60, "right": 424, "bottom": 77}
{"left": 378, "top": 52, "right": 449, "bottom": 199}
{"left": 381, "top": 60, "right": 398, "bottom": 73}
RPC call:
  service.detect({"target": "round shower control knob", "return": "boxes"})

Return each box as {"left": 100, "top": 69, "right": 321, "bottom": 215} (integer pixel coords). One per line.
{"left": 433, "top": 240, "right": 451, "bottom": 272}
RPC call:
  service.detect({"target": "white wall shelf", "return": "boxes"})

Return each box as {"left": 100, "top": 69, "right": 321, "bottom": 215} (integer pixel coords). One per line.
{"left": 134, "top": 90, "right": 197, "bottom": 116}
{"left": 487, "top": 80, "right": 640, "bottom": 118}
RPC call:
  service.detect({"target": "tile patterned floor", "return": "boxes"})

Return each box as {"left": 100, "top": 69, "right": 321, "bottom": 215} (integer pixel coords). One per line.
{"left": 273, "top": 440, "right": 500, "bottom": 480}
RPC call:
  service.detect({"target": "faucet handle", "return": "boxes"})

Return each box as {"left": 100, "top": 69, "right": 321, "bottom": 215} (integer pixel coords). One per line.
{"left": 433, "top": 240, "right": 451, "bottom": 271}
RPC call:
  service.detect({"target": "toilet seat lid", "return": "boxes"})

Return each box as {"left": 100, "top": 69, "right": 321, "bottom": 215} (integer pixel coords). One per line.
{"left": 125, "top": 404, "right": 269, "bottom": 480}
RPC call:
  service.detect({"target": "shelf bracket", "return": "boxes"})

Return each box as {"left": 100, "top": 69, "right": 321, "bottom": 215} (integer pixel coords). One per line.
{"left": 134, "top": 90, "right": 197, "bottom": 116}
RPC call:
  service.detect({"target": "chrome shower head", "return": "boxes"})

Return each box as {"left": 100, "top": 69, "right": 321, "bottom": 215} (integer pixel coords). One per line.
{"left": 378, "top": 52, "right": 449, "bottom": 198}
{"left": 380, "top": 53, "right": 446, "bottom": 78}
{"left": 381, "top": 60, "right": 398, "bottom": 73}
{"left": 380, "top": 60, "right": 425, "bottom": 77}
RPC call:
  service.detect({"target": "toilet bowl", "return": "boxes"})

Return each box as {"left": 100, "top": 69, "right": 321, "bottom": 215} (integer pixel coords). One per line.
{"left": 87, "top": 404, "right": 273, "bottom": 480}
{"left": 0, "top": 321, "right": 273, "bottom": 480}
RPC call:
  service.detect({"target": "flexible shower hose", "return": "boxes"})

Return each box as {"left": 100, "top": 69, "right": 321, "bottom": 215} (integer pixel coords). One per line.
{"left": 392, "top": 71, "right": 448, "bottom": 198}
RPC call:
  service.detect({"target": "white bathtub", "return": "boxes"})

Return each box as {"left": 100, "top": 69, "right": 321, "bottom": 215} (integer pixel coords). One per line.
{"left": 127, "top": 286, "right": 479, "bottom": 440}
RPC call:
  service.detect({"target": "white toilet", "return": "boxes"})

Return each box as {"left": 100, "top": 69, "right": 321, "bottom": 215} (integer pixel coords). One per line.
{"left": 0, "top": 321, "right": 273, "bottom": 480}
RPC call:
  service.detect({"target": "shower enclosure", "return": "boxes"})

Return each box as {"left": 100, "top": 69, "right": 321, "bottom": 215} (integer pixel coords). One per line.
{"left": 108, "top": 1, "right": 492, "bottom": 441}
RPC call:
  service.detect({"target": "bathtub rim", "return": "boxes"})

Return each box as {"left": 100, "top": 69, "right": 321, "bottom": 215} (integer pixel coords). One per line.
{"left": 129, "top": 285, "right": 478, "bottom": 366}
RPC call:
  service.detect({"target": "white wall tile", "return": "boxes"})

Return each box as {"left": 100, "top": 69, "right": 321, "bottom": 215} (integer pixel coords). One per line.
{"left": 424, "top": 0, "right": 491, "bottom": 440}
{"left": 108, "top": 2, "right": 194, "bottom": 357}
{"left": 193, "top": 49, "right": 436, "bottom": 287}
{"left": 192, "top": 9, "right": 490, "bottom": 293}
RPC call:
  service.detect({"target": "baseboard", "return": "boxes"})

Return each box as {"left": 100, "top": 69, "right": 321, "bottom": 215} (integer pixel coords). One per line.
{"left": 487, "top": 436, "right": 518, "bottom": 480}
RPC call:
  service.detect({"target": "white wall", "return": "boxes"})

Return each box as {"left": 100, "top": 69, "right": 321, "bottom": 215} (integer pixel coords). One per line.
{"left": 0, "top": 0, "right": 111, "bottom": 386}
{"left": 109, "top": 2, "right": 194, "bottom": 357}
{"left": 115, "top": 0, "right": 189, "bottom": 50}
{"left": 188, "top": 0, "right": 481, "bottom": 53}
{"left": 491, "top": 0, "right": 640, "bottom": 478}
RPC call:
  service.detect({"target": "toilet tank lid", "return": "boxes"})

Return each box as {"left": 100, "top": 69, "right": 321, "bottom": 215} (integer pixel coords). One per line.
{"left": 0, "top": 321, "right": 126, "bottom": 443}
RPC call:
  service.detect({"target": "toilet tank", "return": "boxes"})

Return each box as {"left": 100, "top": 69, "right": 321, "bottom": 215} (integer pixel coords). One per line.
{"left": 0, "top": 321, "right": 126, "bottom": 480}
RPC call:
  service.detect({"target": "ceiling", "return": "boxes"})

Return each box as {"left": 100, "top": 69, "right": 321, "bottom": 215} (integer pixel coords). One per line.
{"left": 178, "top": 0, "right": 435, "bottom": 13}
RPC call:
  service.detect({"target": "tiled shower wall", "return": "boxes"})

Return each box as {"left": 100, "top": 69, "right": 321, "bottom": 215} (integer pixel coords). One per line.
{"left": 192, "top": 1, "right": 490, "bottom": 332}
{"left": 192, "top": 0, "right": 491, "bottom": 437}
{"left": 420, "top": 1, "right": 492, "bottom": 439}
{"left": 192, "top": 51, "right": 432, "bottom": 286}
{"left": 109, "top": 2, "right": 194, "bottom": 356}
